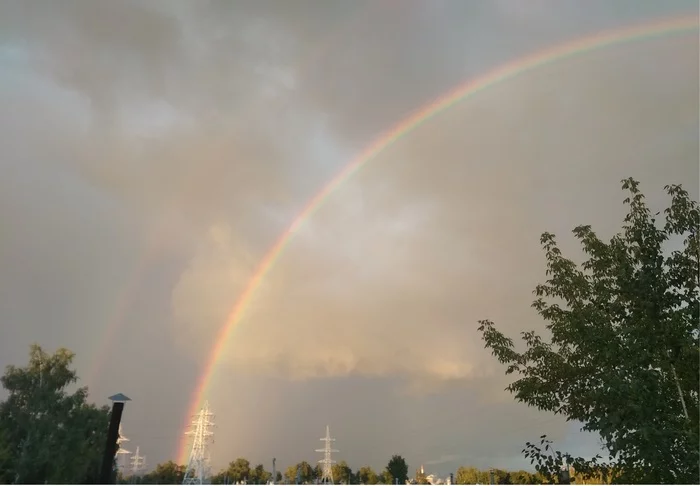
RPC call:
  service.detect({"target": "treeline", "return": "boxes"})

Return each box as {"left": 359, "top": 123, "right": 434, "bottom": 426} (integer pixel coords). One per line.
{"left": 119, "top": 455, "right": 409, "bottom": 485}
{"left": 119, "top": 457, "right": 610, "bottom": 484}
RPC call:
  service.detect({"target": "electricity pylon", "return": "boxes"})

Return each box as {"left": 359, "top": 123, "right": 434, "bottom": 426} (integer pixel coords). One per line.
{"left": 315, "top": 425, "right": 338, "bottom": 484}
{"left": 116, "top": 424, "right": 131, "bottom": 473}
{"left": 130, "top": 446, "right": 146, "bottom": 476}
{"left": 183, "top": 401, "right": 215, "bottom": 485}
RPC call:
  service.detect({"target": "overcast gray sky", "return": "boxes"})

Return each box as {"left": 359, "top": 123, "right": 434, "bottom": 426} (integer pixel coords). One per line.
{"left": 1, "top": 0, "right": 698, "bottom": 476}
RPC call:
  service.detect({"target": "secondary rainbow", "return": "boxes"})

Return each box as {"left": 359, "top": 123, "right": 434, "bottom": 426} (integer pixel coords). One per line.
{"left": 85, "top": 3, "right": 389, "bottom": 387}
{"left": 177, "top": 15, "right": 698, "bottom": 463}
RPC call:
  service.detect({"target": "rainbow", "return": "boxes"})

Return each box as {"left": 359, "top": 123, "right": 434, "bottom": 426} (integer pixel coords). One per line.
{"left": 177, "top": 15, "right": 698, "bottom": 463}
{"left": 85, "top": 229, "right": 164, "bottom": 389}
{"left": 86, "top": 3, "right": 389, "bottom": 387}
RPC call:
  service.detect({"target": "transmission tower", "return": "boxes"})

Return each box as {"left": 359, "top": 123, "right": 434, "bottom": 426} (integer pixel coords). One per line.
{"left": 116, "top": 424, "right": 131, "bottom": 473}
{"left": 315, "top": 425, "right": 338, "bottom": 484}
{"left": 183, "top": 401, "right": 215, "bottom": 485}
{"left": 130, "top": 446, "right": 146, "bottom": 476}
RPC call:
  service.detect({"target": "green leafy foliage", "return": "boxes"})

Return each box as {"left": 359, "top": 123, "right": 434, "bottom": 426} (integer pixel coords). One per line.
{"left": 386, "top": 455, "right": 409, "bottom": 484}
{"left": 136, "top": 458, "right": 561, "bottom": 485}
{"left": 284, "top": 460, "right": 315, "bottom": 484}
{"left": 357, "top": 465, "right": 380, "bottom": 484}
{"left": 284, "top": 464, "right": 298, "bottom": 484}
{"left": 454, "top": 466, "right": 542, "bottom": 484}
{"left": 331, "top": 460, "right": 353, "bottom": 484}
{"left": 139, "top": 460, "right": 187, "bottom": 484}
{"left": 0, "top": 344, "right": 111, "bottom": 484}
{"left": 478, "top": 179, "right": 700, "bottom": 484}
{"left": 455, "top": 467, "right": 542, "bottom": 484}
{"left": 379, "top": 469, "right": 394, "bottom": 485}
{"left": 455, "top": 466, "right": 485, "bottom": 484}
{"left": 250, "top": 463, "right": 272, "bottom": 484}
{"left": 211, "top": 457, "right": 251, "bottom": 484}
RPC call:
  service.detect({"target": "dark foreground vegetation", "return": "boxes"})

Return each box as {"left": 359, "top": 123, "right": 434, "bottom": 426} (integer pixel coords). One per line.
{"left": 478, "top": 179, "right": 699, "bottom": 484}
{"left": 119, "top": 455, "right": 551, "bottom": 484}
{"left": 0, "top": 178, "right": 697, "bottom": 484}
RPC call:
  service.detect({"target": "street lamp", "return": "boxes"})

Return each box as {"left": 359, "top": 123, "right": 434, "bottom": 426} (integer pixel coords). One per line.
{"left": 100, "top": 393, "right": 131, "bottom": 484}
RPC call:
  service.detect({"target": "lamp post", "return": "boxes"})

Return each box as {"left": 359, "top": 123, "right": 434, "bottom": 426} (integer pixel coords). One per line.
{"left": 100, "top": 393, "right": 131, "bottom": 484}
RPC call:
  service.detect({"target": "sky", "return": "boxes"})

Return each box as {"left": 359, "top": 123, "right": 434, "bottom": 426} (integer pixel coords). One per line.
{"left": 0, "top": 0, "right": 698, "bottom": 476}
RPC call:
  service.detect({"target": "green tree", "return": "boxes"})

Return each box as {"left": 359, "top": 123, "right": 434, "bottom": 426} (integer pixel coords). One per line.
{"left": 249, "top": 463, "right": 272, "bottom": 484}
{"left": 454, "top": 466, "right": 492, "bottom": 484}
{"left": 493, "top": 469, "right": 511, "bottom": 484}
{"left": 379, "top": 470, "right": 393, "bottom": 485}
{"left": 455, "top": 466, "right": 478, "bottom": 484}
{"left": 571, "top": 467, "right": 611, "bottom": 485}
{"left": 357, "top": 466, "right": 379, "bottom": 484}
{"left": 142, "top": 461, "right": 187, "bottom": 484}
{"left": 284, "top": 465, "right": 297, "bottom": 484}
{"left": 222, "top": 457, "right": 251, "bottom": 483}
{"left": 210, "top": 471, "right": 225, "bottom": 484}
{"left": 331, "top": 460, "right": 353, "bottom": 484}
{"left": 285, "top": 461, "right": 314, "bottom": 484}
{"left": 477, "top": 179, "right": 700, "bottom": 484}
{"left": 455, "top": 466, "right": 489, "bottom": 484}
{"left": 0, "top": 345, "right": 111, "bottom": 484}
{"left": 298, "top": 461, "right": 315, "bottom": 483}
{"left": 510, "top": 470, "right": 536, "bottom": 484}
{"left": 386, "top": 455, "right": 408, "bottom": 484}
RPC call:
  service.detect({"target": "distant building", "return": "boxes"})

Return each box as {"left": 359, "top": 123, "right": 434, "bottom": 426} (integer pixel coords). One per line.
{"left": 411, "top": 465, "right": 448, "bottom": 486}
{"left": 426, "top": 474, "right": 440, "bottom": 485}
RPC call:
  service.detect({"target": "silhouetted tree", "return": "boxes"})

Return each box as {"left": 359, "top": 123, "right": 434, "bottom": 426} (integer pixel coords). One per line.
{"left": 0, "top": 345, "right": 110, "bottom": 484}
{"left": 478, "top": 179, "right": 699, "bottom": 483}
{"left": 386, "top": 455, "right": 409, "bottom": 485}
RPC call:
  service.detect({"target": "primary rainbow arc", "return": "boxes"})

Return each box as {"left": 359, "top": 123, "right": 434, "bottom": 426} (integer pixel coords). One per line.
{"left": 177, "top": 15, "right": 698, "bottom": 464}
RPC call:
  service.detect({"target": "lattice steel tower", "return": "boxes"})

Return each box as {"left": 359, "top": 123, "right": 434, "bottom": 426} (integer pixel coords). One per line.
{"left": 116, "top": 424, "right": 131, "bottom": 473}
{"left": 183, "top": 401, "right": 215, "bottom": 485}
{"left": 315, "top": 425, "right": 338, "bottom": 484}
{"left": 130, "top": 446, "right": 146, "bottom": 476}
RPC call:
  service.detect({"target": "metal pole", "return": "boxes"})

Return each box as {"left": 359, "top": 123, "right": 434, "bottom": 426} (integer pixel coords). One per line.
{"left": 100, "top": 401, "right": 125, "bottom": 484}
{"left": 101, "top": 394, "right": 131, "bottom": 484}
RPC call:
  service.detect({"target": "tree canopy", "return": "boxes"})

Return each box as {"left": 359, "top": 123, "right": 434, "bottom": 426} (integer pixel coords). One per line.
{"left": 283, "top": 460, "right": 314, "bottom": 484}
{"left": 127, "top": 458, "right": 558, "bottom": 485}
{"left": 478, "top": 178, "right": 699, "bottom": 484}
{"left": 357, "top": 465, "right": 380, "bottom": 484}
{"left": 332, "top": 460, "right": 353, "bottom": 484}
{"left": 142, "top": 461, "right": 187, "bottom": 484}
{"left": 386, "top": 454, "right": 409, "bottom": 485}
{"left": 0, "top": 344, "right": 111, "bottom": 484}
{"left": 213, "top": 457, "right": 252, "bottom": 484}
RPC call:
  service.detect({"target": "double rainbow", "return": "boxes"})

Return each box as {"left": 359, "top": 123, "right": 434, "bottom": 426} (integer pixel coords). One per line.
{"left": 177, "top": 15, "right": 698, "bottom": 463}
